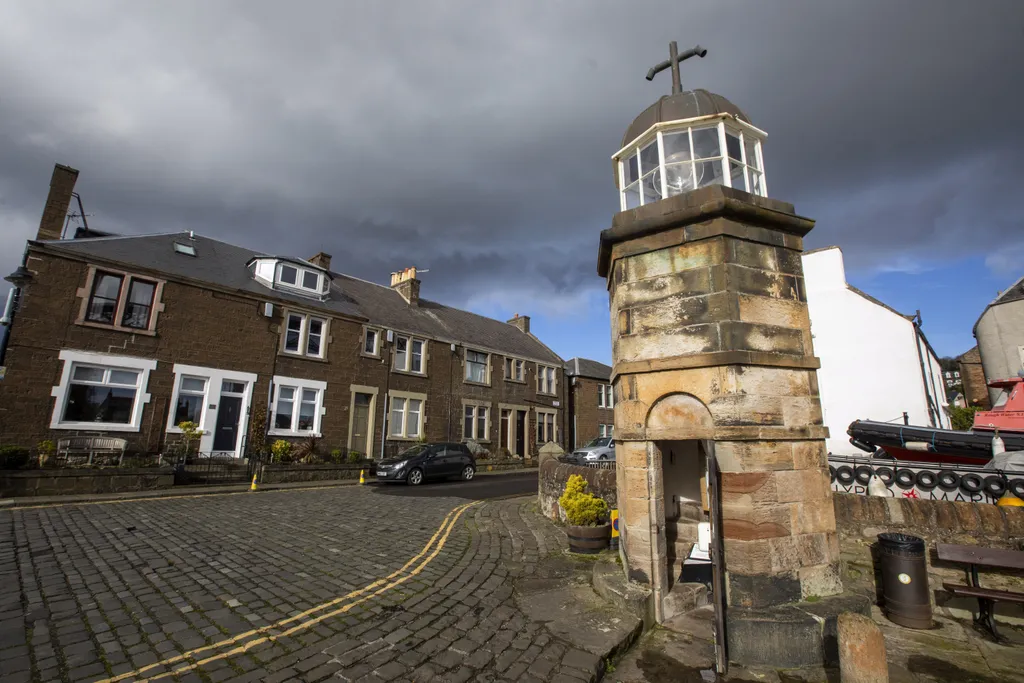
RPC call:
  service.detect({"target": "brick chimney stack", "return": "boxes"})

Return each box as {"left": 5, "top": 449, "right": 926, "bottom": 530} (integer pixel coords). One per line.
{"left": 307, "top": 252, "right": 332, "bottom": 270}
{"left": 507, "top": 313, "right": 530, "bottom": 334}
{"left": 390, "top": 267, "right": 420, "bottom": 306}
{"left": 36, "top": 164, "right": 79, "bottom": 241}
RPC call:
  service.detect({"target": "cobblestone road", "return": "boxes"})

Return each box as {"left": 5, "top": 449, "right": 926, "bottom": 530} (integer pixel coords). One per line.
{"left": 0, "top": 486, "right": 607, "bottom": 683}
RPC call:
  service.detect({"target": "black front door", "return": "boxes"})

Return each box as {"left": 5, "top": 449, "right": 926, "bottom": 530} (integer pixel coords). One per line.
{"left": 213, "top": 395, "right": 243, "bottom": 452}
{"left": 515, "top": 411, "right": 527, "bottom": 456}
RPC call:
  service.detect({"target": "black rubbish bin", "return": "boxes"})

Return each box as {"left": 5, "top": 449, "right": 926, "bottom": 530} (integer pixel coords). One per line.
{"left": 877, "top": 532, "right": 932, "bottom": 629}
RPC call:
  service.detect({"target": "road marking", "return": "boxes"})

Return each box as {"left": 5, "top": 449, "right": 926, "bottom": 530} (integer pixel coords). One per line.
{"left": 96, "top": 500, "right": 479, "bottom": 683}
{"left": 2, "top": 483, "right": 360, "bottom": 511}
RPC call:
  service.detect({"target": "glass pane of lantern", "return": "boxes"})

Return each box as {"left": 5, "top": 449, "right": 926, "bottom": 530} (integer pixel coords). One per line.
{"left": 749, "top": 171, "right": 763, "bottom": 195}
{"left": 694, "top": 160, "right": 724, "bottom": 188}
{"left": 623, "top": 182, "right": 641, "bottom": 209}
{"left": 662, "top": 131, "right": 691, "bottom": 164}
{"left": 730, "top": 161, "right": 747, "bottom": 191}
{"left": 640, "top": 170, "right": 661, "bottom": 204}
{"left": 664, "top": 162, "right": 694, "bottom": 196}
{"left": 691, "top": 128, "right": 720, "bottom": 159}
{"left": 726, "top": 133, "right": 742, "bottom": 162}
{"left": 623, "top": 154, "right": 639, "bottom": 185}
{"left": 744, "top": 138, "right": 760, "bottom": 170}
{"left": 639, "top": 142, "right": 659, "bottom": 175}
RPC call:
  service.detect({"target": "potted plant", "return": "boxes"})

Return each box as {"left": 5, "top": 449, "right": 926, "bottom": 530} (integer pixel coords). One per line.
{"left": 558, "top": 474, "right": 611, "bottom": 554}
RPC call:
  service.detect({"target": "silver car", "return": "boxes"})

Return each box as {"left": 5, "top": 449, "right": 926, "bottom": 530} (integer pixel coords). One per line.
{"left": 573, "top": 437, "right": 615, "bottom": 462}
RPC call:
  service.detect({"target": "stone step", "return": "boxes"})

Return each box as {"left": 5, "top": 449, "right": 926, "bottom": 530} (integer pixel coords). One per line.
{"left": 662, "top": 581, "right": 710, "bottom": 622}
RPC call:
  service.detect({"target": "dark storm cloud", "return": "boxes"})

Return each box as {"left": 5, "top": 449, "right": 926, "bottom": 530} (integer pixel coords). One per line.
{"left": 1, "top": 0, "right": 1022, "bottom": 312}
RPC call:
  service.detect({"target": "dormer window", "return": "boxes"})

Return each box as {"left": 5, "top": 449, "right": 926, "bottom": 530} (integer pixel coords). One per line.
{"left": 249, "top": 257, "right": 332, "bottom": 300}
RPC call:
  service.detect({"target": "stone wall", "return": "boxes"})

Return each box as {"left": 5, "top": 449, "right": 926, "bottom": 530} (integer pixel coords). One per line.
{"left": 834, "top": 493, "right": 1024, "bottom": 622}
{"left": 260, "top": 463, "right": 364, "bottom": 484}
{"left": 538, "top": 458, "right": 617, "bottom": 522}
{"left": 261, "top": 458, "right": 530, "bottom": 484}
{"left": 0, "top": 468, "right": 174, "bottom": 498}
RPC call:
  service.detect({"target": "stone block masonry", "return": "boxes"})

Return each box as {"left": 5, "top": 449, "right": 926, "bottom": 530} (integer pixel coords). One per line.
{"left": 600, "top": 185, "right": 840, "bottom": 625}
{"left": 0, "top": 467, "right": 174, "bottom": 497}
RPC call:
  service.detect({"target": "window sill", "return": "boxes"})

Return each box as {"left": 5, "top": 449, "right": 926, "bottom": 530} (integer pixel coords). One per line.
{"left": 75, "top": 320, "right": 158, "bottom": 337}
{"left": 463, "top": 438, "right": 491, "bottom": 444}
{"left": 387, "top": 435, "right": 424, "bottom": 442}
{"left": 392, "top": 369, "right": 427, "bottom": 378}
{"left": 268, "top": 429, "right": 322, "bottom": 438}
{"left": 504, "top": 378, "right": 526, "bottom": 384}
{"left": 52, "top": 422, "right": 140, "bottom": 432}
{"left": 360, "top": 352, "right": 382, "bottom": 360}
{"left": 278, "top": 351, "right": 328, "bottom": 363}
{"left": 537, "top": 392, "right": 558, "bottom": 398}
{"left": 463, "top": 380, "right": 491, "bottom": 388}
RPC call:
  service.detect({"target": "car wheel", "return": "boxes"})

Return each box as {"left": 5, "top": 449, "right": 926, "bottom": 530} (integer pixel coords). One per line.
{"left": 599, "top": 455, "right": 607, "bottom": 461}
{"left": 461, "top": 466, "right": 475, "bottom": 481}
{"left": 407, "top": 468, "right": 424, "bottom": 486}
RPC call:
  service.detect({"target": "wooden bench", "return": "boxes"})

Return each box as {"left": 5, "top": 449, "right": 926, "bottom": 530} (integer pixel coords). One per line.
{"left": 936, "top": 543, "right": 1024, "bottom": 642}
{"left": 56, "top": 436, "right": 128, "bottom": 466}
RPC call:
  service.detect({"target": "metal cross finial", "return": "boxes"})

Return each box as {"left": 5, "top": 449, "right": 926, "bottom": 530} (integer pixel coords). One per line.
{"left": 646, "top": 41, "right": 707, "bottom": 95}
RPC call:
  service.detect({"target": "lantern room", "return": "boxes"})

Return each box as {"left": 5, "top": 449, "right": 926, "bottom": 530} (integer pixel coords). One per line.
{"left": 613, "top": 89, "right": 768, "bottom": 210}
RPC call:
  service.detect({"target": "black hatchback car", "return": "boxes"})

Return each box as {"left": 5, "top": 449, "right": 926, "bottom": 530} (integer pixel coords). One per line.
{"left": 375, "top": 443, "right": 476, "bottom": 485}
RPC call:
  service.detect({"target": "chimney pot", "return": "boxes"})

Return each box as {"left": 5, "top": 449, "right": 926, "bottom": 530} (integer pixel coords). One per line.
{"left": 36, "top": 164, "right": 80, "bottom": 242}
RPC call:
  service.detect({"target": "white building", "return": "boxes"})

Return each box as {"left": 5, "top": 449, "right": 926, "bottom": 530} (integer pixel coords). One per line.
{"left": 802, "top": 246, "right": 950, "bottom": 455}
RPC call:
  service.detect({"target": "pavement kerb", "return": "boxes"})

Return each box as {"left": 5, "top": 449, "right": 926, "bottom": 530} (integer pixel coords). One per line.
{"left": 0, "top": 466, "right": 538, "bottom": 509}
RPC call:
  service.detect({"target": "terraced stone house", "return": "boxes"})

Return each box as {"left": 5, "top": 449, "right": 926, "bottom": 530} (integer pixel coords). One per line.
{"left": 564, "top": 357, "right": 614, "bottom": 449}
{"left": 0, "top": 165, "right": 567, "bottom": 460}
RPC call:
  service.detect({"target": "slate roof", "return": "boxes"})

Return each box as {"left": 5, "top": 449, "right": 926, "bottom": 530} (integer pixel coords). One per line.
{"left": 35, "top": 232, "right": 563, "bottom": 365}
{"left": 564, "top": 357, "right": 612, "bottom": 381}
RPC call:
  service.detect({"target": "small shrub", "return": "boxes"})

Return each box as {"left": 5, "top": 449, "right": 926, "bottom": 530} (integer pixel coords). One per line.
{"left": 176, "top": 421, "right": 204, "bottom": 458}
{"left": 950, "top": 405, "right": 981, "bottom": 431}
{"left": 0, "top": 446, "right": 31, "bottom": 470}
{"left": 347, "top": 451, "right": 363, "bottom": 464}
{"left": 293, "top": 436, "right": 321, "bottom": 464}
{"left": 36, "top": 440, "right": 56, "bottom": 468}
{"left": 271, "top": 439, "right": 293, "bottom": 463}
{"left": 558, "top": 474, "right": 609, "bottom": 527}
{"left": 329, "top": 449, "right": 345, "bottom": 464}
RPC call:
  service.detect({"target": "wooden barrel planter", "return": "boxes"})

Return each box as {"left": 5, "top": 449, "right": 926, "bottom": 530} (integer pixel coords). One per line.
{"left": 567, "top": 523, "right": 611, "bottom": 554}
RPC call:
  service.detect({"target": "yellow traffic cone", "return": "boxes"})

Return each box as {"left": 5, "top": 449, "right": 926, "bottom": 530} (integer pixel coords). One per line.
{"left": 359, "top": 469, "right": 365, "bottom": 485}
{"left": 250, "top": 473, "right": 258, "bottom": 492}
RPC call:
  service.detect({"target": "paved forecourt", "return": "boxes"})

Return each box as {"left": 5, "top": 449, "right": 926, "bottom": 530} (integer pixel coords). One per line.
{"left": 1, "top": 482, "right": 598, "bottom": 682}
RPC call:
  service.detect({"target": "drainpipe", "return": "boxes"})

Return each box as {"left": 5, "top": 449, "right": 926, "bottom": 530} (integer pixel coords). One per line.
{"left": 0, "top": 250, "right": 32, "bottom": 366}
{"left": 379, "top": 332, "right": 392, "bottom": 461}
{"left": 911, "top": 311, "right": 939, "bottom": 427}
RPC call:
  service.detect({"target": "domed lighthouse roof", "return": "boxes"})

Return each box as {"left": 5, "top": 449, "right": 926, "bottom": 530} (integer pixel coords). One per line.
{"left": 621, "top": 89, "right": 751, "bottom": 149}
{"left": 613, "top": 43, "right": 768, "bottom": 210}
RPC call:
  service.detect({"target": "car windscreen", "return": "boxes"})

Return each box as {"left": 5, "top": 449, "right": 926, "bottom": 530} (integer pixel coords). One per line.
{"left": 583, "top": 438, "right": 611, "bottom": 448}
{"left": 398, "top": 445, "right": 428, "bottom": 457}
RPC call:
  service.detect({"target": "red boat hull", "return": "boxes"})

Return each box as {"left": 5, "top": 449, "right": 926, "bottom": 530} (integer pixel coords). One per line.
{"left": 875, "top": 446, "right": 990, "bottom": 466}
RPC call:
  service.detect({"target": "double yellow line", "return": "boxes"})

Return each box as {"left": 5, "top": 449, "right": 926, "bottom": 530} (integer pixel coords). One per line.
{"left": 98, "top": 500, "right": 480, "bottom": 683}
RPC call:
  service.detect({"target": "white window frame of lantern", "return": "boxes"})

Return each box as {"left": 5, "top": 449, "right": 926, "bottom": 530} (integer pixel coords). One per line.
{"left": 614, "top": 115, "right": 768, "bottom": 211}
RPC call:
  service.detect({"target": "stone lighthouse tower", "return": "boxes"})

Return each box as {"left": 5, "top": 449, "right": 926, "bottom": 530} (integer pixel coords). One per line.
{"left": 600, "top": 43, "right": 858, "bottom": 667}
